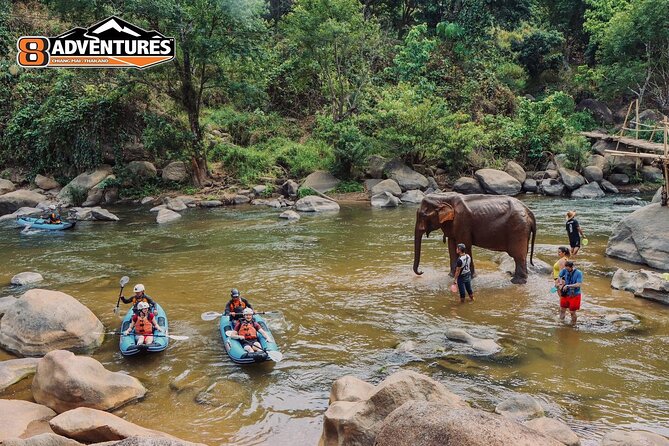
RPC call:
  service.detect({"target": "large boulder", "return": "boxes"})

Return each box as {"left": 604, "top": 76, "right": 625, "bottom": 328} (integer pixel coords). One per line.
{"left": 279, "top": 180, "right": 299, "bottom": 197}
{"left": 0, "top": 294, "right": 17, "bottom": 315}
{"left": 588, "top": 154, "right": 606, "bottom": 170}
{"left": 611, "top": 268, "right": 669, "bottom": 305}
{"left": 592, "top": 140, "right": 616, "bottom": 156}
{"left": 329, "top": 376, "right": 376, "bottom": 404}
{"left": 558, "top": 168, "right": 586, "bottom": 190}
{"left": 384, "top": 160, "right": 429, "bottom": 192}
{"left": 495, "top": 394, "right": 544, "bottom": 420}
{"left": 453, "top": 177, "right": 484, "bottom": 194}
{"left": 606, "top": 204, "right": 669, "bottom": 269}
{"left": 48, "top": 408, "right": 175, "bottom": 443}
{"left": 504, "top": 161, "right": 526, "bottom": 183}
{"left": 642, "top": 165, "right": 664, "bottom": 183}
{"left": 279, "top": 210, "right": 300, "bottom": 220}
{"left": 57, "top": 166, "right": 113, "bottom": 203}
{"left": 522, "top": 179, "right": 538, "bottom": 193}
{"left": 608, "top": 173, "right": 630, "bottom": 185}
{"left": 583, "top": 166, "right": 603, "bottom": 183}
{"left": 295, "top": 196, "right": 340, "bottom": 212}
{"left": 370, "top": 179, "right": 402, "bottom": 197}
{"left": 0, "top": 289, "right": 104, "bottom": 357}
{"left": 81, "top": 187, "right": 103, "bottom": 207}
{"left": 601, "top": 430, "right": 669, "bottom": 446}
{"left": 1, "top": 433, "right": 83, "bottom": 446}
{"left": 366, "top": 155, "right": 388, "bottom": 179}
{"left": 67, "top": 207, "right": 119, "bottom": 222}
{"left": 524, "top": 417, "right": 580, "bottom": 446}
{"left": 127, "top": 161, "right": 157, "bottom": 179}
{"left": 0, "top": 178, "right": 16, "bottom": 195}
{"left": 0, "top": 400, "right": 56, "bottom": 441}
{"left": 33, "top": 350, "right": 146, "bottom": 413}
{"left": 400, "top": 190, "right": 425, "bottom": 203}
{"left": 90, "top": 207, "right": 119, "bottom": 221}
{"left": 444, "top": 327, "right": 501, "bottom": 355}
{"left": 161, "top": 161, "right": 188, "bottom": 182}
{"left": 577, "top": 99, "right": 613, "bottom": 125}
{"left": 652, "top": 187, "right": 663, "bottom": 203}
{"left": 164, "top": 197, "right": 187, "bottom": 212}
{"left": 371, "top": 192, "right": 401, "bottom": 208}
{"left": 0, "top": 357, "right": 40, "bottom": 392}
{"left": 374, "top": 401, "right": 563, "bottom": 446}
{"left": 600, "top": 179, "right": 619, "bottom": 194}
{"left": 0, "top": 190, "right": 47, "bottom": 216}
{"left": 156, "top": 209, "right": 182, "bottom": 224}
{"left": 539, "top": 179, "right": 565, "bottom": 196}
{"left": 11, "top": 271, "right": 44, "bottom": 286}
{"left": 320, "top": 370, "right": 467, "bottom": 446}
{"left": 474, "top": 169, "right": 522, "bottom": 196}
{"left": 302, "top": 170, "right": 341, "bottom": 193}
{"left": 34, "top": 175, "right": 60, "bottom": 191}
{"left": 570, "top": 182, "right": 605, "bottom": 199}
{"left": 608, "top": 155, "right": 638, "bottom": 176}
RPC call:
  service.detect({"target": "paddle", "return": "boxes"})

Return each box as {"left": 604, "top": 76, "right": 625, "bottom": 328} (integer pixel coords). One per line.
{"left": 113, "top": 276, "right": 130, "bottom": 315}
{"left": 224, "top": 330, "right": 282, "bottom": 362}
{"left": 101, "top": 331, "right": 189, "bottom": 341}
{"left": 201, "top": 310, "right": 281, "bottom": 321}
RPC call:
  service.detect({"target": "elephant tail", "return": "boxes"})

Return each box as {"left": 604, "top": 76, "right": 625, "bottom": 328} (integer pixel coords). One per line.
{"left": 529, "top": 216, "right": 536, "bottom": 266}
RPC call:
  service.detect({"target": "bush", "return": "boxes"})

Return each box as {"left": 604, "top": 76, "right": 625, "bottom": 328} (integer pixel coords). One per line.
{"left": 210, "top": 142, "right": 277, "bottom": 185}
{"left": 333, "top": 180, "right": 364, "bottom": 193}
{"left": 557, "top": 134, "right": 590, "bottom": 171}
{"left": 313, "top": 115, "right": 369, "bottom": 178}
{"left": 67, "top": 185, "right": 88, "bottom": 206}
{"left": 204, "top": 107, "right": 301, "bottom": 146}
{"left": 266, "top": 137, "right": 334, "bottom": 178}
{"left": 142, "top": 112, "right": 193, "bottom": 161}
{"left": 297, "top": 187, "right": 318, "bottom": 198}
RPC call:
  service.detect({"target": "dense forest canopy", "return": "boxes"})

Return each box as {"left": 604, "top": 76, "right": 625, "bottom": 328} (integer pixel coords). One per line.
{"left": 1, "top": 0, "right": 668, "bottom": 187}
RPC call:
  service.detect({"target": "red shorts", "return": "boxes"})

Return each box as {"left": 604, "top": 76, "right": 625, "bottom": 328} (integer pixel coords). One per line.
{"left": 560, "top": 294, "right": 581, "bottom": 311}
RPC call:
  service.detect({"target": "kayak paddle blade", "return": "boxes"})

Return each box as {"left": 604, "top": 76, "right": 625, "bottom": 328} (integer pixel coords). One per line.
{"left": 201, "top": 311, "right": 222, "bottom": 321}
{"left": 120, "top": 276, "right": 130, "bottom": 287}
{"left": 267, "top": 350, "right": 283, "bottom": 362}
{"left": 21, "top": 223, "right": 33, "bottom": 233}
{"left": 167, "top": 334, "right": 189, "bottom": 341}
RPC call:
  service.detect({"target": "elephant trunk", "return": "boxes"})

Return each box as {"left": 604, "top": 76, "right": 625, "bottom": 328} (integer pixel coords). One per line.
{"left": 413, "top": 226, "right": 425, "bottom": 275}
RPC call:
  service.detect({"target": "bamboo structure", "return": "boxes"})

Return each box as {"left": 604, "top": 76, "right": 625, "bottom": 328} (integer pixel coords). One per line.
{"left": 581, "top": 100, "right": 669, "bottom": 206}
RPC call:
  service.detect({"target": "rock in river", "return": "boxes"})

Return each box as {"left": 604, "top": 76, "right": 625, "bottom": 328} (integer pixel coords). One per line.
{"left": 0, "top": 399, "right": 56, "bottom": 441}
{"left": 0, "top": 357, "right": 40, "bottom": 392}
{"left": 295, "top": 196, "right": 340, "bottom": 212}
{"left": 495, "top": 394, "right": 544, "bottom": 421}
{"left": 10, "top": 271, "right": 44, "bottom": 286}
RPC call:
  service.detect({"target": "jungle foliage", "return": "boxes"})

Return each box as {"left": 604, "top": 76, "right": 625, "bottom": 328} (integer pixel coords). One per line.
{"left": 0, "top": 0, "right": 665, "bottom": 183}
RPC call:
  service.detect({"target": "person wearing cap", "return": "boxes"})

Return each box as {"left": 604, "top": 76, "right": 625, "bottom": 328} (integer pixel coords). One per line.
{"left": 124, "top": 301, "right": 163, "bottom": 345}
{"left": 565, "top": 211, "right": 585, "bottom": 256}
{"left": 232, "top": 308, "right": 273, "bottom": 353}
{"left": 120, "top": 284, "right": 156, "bottom": 314}
{"left": 453, "top": 243, "right": 474, "bottom": 303}
{"left": 558, "top": 260, "right": 583, "bottom": 325}
{"left": 224, "top": 288, "right": 253, "bottom": 323}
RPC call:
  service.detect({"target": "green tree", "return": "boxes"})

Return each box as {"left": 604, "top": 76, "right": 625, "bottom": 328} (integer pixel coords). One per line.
{"left": 281, "top": 0, "right": 382, "bottom": 121}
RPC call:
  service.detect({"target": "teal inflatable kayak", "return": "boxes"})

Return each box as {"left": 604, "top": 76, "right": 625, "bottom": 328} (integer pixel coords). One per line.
{"left": 219, "top": 314, "right": 280, "bottom": 364}
{"left": 119, "top": 303, "right": 169, "bottom": 356}
{"left": 16, "top": 217, "right": 75, "bottom": 231}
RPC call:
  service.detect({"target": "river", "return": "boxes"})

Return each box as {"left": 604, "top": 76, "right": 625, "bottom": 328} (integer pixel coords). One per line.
{"left": 0, "top": 194, "right": 667, "bottom": 446}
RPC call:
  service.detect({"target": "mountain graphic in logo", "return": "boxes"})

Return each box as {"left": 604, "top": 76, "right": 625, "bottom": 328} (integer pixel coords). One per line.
{"left": 18, "top": 15, "right": 175, "bottom": 69}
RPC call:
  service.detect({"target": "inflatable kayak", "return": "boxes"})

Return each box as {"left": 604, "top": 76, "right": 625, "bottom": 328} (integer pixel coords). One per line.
{"left": 16, "top": 217, "right": 75, "bottom": 230}
{"left": 219, "top": 314, "right": 280, "bottom": 364}
{"left": 119, "top": 302, "right": 169, "bottom": 356}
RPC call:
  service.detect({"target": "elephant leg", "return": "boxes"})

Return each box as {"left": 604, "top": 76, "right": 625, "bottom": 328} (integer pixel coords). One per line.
{"left": 510, "top": 254, "right": 528, "bottom": 284}
{"left": 447, "top": 237, "right": 457, "bottom": 276}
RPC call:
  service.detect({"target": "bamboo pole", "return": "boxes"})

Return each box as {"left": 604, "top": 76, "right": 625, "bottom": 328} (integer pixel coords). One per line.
{"left": 663, "top": 117, "right": 668, "bottom": 206}
{"left": 635, "top": 98, "right": 640, "bottom": 140}
{"left": 617, "top": 101, "right": 634, "bottom": 152}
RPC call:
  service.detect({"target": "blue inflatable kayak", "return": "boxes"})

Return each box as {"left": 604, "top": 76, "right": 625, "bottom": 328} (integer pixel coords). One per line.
{"left": 119, "top": 303, "right": 169, "bottom": 356}
{"left": 16, "top": 217, "right": 75, "bottom": 230}
{"left": 219, "top": 314, "right": 280, "bottom": 364}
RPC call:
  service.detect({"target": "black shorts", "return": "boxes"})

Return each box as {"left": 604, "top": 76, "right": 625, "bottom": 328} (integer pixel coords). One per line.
{"left": 569, "top": 238, "right": 580, "bottom": 248}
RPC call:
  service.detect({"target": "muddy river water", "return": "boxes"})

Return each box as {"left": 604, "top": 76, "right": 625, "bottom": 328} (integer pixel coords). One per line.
{"left": 0, "top": 194, "right": 667, "bottom": 445}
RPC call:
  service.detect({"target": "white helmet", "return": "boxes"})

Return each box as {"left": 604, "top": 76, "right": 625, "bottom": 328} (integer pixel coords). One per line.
{"left": 133, "top": 284, "right": 145, "bottom": 293}
{"left": 137, "top": 301, "right": 150, "bottom": 310}
{"left": 243, "top": 308, "right": 254, "bottom": 316}
{"left": 48, "top": 205, "right": 56, "bottom": 210}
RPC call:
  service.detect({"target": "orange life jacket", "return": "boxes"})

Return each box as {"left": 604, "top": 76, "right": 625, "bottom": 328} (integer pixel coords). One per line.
{"left": 132, "top": 295, "right": 150, "bottom": 305}
{"left": 237, "top": 320, "right": 258, "bottom": 340}
{"left": 229, "top": 299, "right": 246, "bottom": 314}
{"left": 49, "top": 213, "right": 61, "bottom": 224}
{"left": 133, "top": 313, "right": 154, "bottom": 336}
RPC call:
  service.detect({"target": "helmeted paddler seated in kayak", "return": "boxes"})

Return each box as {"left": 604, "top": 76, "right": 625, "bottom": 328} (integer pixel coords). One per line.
{"left": 124, "top": 301, "right": 163, "bottom": 345}
{"left": 120, "top": 284, "right": 156, "bottom": 314}
{"left": 232, "top": 308, "right": 273, "bottom": 353}
{"left": 224, "top": 288, "right": 253, "bottom": 323}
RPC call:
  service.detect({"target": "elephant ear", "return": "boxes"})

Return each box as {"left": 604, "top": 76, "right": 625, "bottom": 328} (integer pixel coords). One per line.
{"left": 437, "top": 204, "right": 455, "bottom": 224}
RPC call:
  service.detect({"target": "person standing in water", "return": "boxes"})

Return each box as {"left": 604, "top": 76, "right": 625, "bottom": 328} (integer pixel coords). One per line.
{"left": 453, "top": 243, "right": 474, "bottom": 303}
{"left": 553, "top": 246, "right": 570, "bottom": 293}
{"left": 565, "top": 211, "right": 586, "bottom": 256}
{"left": 558, "top": 261, "right": 583, "bottom": 325}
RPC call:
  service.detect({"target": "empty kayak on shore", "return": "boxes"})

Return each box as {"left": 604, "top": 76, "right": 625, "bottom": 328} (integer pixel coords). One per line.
{"left": 16, "top": 217, "right": 75, "bottom": 231}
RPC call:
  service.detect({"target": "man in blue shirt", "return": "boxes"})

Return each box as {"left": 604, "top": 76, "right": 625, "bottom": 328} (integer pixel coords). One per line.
{"left": 558, "top": 261, "right": 583, "bottom": 325}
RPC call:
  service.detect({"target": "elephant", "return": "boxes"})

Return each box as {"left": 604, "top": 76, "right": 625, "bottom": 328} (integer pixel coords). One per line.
{"left": 413, "top": 193, "right": 537, "bottom": 284}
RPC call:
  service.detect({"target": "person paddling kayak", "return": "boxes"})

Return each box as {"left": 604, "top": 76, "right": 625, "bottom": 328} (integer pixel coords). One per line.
{"left": 120, "top": 284, "right": 156, "bottom": 314}
{"left": 232, "top": 308, "right": 273, "bottom": 353}
{"left": 224, "top": 288, "right": 253, "bottom": 323}
{"left": 123, "top": 301, "right": 163, "bottom": 345}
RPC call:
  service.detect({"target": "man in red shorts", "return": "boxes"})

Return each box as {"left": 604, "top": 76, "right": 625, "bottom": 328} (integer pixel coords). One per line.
{"left": 558, "top": 261, "right": 583, "bottom": 325}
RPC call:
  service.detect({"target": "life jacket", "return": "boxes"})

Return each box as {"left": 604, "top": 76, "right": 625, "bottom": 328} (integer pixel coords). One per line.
{"left": 132, "top": 294, "right": 150, "bottom": 305}
{"left": 236, "top": 320, "right": 258, "bottom": 340}
{"left": 133, "top": 313, "right": 154, "bottom": 335}
{"left": 229, "top": 299, "right": 246, "bottom": 314}
{"left": 49, "top": 213, "right": 61, "bottom": 224}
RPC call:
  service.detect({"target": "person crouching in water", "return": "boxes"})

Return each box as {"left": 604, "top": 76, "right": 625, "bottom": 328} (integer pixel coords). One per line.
{"left": 558, "top": 261, "right": 583, "bottom": 325}
{"left": 124, "top": 301, "right": 163, "bottom": 344}
{"left": 233, "top": 308, "right": 273, "bottom": 353}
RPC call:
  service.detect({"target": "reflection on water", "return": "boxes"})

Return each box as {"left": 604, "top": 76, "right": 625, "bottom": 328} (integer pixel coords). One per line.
{"left": 0, "top": 194, "right": 667, "bottom": 445}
